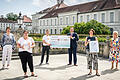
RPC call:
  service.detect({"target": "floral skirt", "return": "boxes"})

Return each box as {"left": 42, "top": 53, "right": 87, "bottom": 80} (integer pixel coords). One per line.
{"left": 109, "top": 50, "right": 120, "bottom": 62}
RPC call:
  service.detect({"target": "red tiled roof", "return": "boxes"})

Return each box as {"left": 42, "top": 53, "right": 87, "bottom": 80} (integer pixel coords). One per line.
{"left": 40, "top": 0, "right": 120, "bottom": 19}
{"left": 23, "top": 15, "right": 32, "bottom": 23}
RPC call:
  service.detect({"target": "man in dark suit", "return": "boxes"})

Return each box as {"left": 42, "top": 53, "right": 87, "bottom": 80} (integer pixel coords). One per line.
{"left": 67, "top": 27, "right": 79, "bottom": 66}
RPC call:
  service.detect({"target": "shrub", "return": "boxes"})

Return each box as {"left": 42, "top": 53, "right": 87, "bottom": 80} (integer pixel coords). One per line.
{"left": 61, "top": 20, "right": 111, "bottom": 35}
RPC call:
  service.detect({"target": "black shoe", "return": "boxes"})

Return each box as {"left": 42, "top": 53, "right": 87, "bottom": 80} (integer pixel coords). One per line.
{"left": 96, "top": 73, "right": 100, "bottom": 76}
{"left": 74, "top": 64, "right": 78, "bottom": 66}
{"left": 67, "top": 64, "right": 71, "bottom": 65}
{"left": 88, "top": 72, "right": 92, "bottom": 75}
{"left": 39, "top": 63, "right": 42, "bottom": 66}
{"left": 31, "top": 74, "right": 37, "bottom": 77}
{"left": 46, "top": 62, "right": 49, "bottom": 64}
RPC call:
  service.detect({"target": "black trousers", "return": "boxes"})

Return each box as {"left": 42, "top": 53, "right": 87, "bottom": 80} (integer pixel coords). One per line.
{"left": 19, "top": 51, "right": 34, "bottom": 73}
{"left": 40, "top": 46, "right": 50, "bottom": 63}
{"left": 68, "top": 46, "right": 77, "bottom": 65}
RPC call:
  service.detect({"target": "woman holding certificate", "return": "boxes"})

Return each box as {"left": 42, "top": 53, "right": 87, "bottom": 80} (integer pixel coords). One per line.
{"left": 109, "top": 31, "right": 120, "bottom": 70}
{"left": 17, "top": 30, "right": 37, "bottom": 78}
{"left": 85, "top": 29, "right": 100, "bottom": 76}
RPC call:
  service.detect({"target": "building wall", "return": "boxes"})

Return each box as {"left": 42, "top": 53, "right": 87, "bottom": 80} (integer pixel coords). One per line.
{"left": 32, "top": 9, "right": 120, "bottom": 35}
{"left": 32, "top": 13, "right": 47, "bottom": 33}
{"left": 0, "top": 22, "right": 16, "bottom": 31}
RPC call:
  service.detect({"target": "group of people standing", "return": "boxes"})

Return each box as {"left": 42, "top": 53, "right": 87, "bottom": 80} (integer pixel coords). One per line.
{"left": 1, "top": 27, "right": 37, "bottom": 77}
{"left": 1, "top": 26, "right": 120, "bottom": 78}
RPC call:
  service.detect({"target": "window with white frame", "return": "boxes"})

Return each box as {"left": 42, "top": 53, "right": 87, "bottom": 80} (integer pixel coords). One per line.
{"left": 110, "top": 12, "right": 114, "bottom": 23}
{"left": 119, "top": 11, "right": 120, "bottom": 22}
{"left": 51, "top": 19, "right": 52, "bottom": 25}
{"left": 4, "top": 23, "right": 5, "bottom": 29}
{"left": 66, "top": 17, "right": 69, "bottom": 25}
{"left": 94, "top": 14, "right": 97, "bottom": 20}
{"left": 47, "top": 20, "right": 49, "bottom": 26}
{"left": 87, "top": 15, "right": 90, "bottom": 22}
{"left": 55, "top": 29, "right": 57, "bottom": 34}
{"left": 80, "top": 16, "right": 83, "bottom": 22}
{"left": 73, "top": 16, "right": 75, "bottom": 24}
{"left": 51, "top": 29, "right": 52, "bottom": 34}
{"left": 60, "top": 18, "right": 63, "bottom": 25}
{"left": 43, "top": 29, "right": 45, "bottom": 34}
{"left": 40, "top": 29, "right": 41, "bottom": 34}
{"left": 101, "top": 13, "right": 105, "bottom": 23}
{"left": 55, "top": 19, "right": 57, "bottom": 25}
{"left": 43, "top": 20, "right": 45, "bottom": 25}
{"left": 60, "top": 29, "right": 62, "bottom": 34}
{"left": 40, "top": 20, "right": 42, "bottom": 26}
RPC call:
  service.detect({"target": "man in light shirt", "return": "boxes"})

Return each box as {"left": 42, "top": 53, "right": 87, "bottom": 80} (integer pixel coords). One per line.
{"left": 39, "top": 29, "right": 51, "bottom": 65}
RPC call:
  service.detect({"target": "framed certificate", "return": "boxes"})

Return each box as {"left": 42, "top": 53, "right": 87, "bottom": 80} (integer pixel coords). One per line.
{"left": 89, "top": 41, "right": 99, "bottom": 53}
{"left": 50, "top": 35, "right": 70, "bottom": 48}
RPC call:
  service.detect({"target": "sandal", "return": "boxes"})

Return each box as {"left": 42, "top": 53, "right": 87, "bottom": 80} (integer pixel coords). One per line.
{"left": 88, "top": 72, "right": 92, "bottom": 75}
{"left": 96, "top": 73, "right": 100, "bottom": 76}
{"left": 115, "top": 68, "right": 119, "bottom": 70}
{"left": 24, "top": 75, "right": 28, "bottom": 78}
{"left": 111, "top": 67, "right": 114, "bottom": 70}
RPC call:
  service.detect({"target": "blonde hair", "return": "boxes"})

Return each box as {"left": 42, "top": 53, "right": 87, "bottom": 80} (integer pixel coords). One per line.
{"left": 113, "top": 31, "right": 118, "bottom": 38}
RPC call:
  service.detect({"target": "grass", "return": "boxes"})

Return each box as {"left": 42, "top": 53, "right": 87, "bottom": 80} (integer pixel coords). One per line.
{"left": 32, "top": 37, "right": 42, "bottom": 41}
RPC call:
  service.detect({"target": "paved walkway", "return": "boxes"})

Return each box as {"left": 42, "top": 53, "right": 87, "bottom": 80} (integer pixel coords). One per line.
{"left": 0, "top": 54, "right": 120, "bottom": 80}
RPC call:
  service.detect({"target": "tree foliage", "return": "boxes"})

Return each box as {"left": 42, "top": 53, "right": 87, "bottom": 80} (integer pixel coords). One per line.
{"left": 6, "top": 13, "right": 18, "bottom": 21}
{"left": 61, "top": 20, "right": 110, "bottom": 35}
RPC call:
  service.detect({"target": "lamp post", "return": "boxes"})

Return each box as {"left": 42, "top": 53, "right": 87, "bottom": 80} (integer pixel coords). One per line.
{"left": 17, "top": 12, "right": 23, "bottom": 28}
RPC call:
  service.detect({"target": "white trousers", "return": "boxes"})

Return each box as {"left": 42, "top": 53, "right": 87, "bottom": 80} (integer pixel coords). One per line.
{"left": 2, "top": 45, "right": 12, "bottom": 66}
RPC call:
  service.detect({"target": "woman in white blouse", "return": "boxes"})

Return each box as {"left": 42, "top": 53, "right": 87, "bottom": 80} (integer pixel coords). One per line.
{"left": 17, "top": 30, "right": 37, "bottom": 78}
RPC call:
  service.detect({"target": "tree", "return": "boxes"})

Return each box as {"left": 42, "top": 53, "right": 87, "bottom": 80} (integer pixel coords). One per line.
{"left": 61, "top": 20, "right": 110, "bottom": 35}
{"left": 6, "top": 13, "right": 18, "bottom": 21}
{"left": 61, "top": 26, "right": 73, "bottom": 34}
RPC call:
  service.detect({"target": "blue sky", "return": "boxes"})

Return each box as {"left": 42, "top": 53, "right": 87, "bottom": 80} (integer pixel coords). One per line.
{"left": 0, "top": 0, "right": 95, "bottom": 18}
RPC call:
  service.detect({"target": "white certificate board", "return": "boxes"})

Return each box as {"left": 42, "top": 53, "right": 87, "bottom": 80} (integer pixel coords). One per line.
{"left": 89, "top": 41, "right": 99, "bottom": 53}
{"left": 50, "top": 35, "right": 70, "bottom": 48}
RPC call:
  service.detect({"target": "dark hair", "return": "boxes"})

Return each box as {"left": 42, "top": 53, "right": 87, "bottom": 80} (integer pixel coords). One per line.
{"left": 89, "top": 29, "right": 95, "bottom": 34}
{"left": 23, "top": 30, "right": 29, "bottom": 34}
{"left": 6, "top": 27, "right": 10, "bottom": 31}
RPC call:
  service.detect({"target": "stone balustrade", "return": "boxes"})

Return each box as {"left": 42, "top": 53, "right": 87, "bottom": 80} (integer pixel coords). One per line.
{"left": 0, "top": 41, "right": 110, "bottom": 58}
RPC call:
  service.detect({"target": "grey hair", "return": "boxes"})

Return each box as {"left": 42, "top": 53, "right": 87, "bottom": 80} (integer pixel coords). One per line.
{"left": 113, "top": 31, "right": 118, "bottom": 38}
